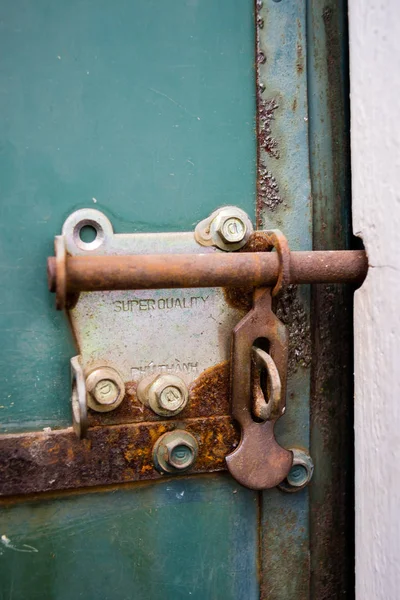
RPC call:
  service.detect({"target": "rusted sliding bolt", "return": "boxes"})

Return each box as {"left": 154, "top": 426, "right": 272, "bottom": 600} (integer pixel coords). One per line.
{"left": 48, "top": 248, "right": 368, "bottom": 309}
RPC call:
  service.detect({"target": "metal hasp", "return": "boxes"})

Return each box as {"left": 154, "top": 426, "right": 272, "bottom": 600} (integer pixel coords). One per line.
{"left": 0, "top": 206, "right": 366, "bottom": 497}
{"left": 48, "top": 206, "right": 368, "bottom": 491}
{"left": 226, "top": 287, "right": 292, "bottom": 490}
{"left": 42, "top": 206, "right": 368, "bottom": 494}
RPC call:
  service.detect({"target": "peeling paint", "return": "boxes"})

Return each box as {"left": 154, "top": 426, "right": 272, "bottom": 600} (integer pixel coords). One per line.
{"left": 276, "top": 285, "right": 312, "bottom": 373}
{"left": 1, "top": 534, "right": 38, "bottom": 554}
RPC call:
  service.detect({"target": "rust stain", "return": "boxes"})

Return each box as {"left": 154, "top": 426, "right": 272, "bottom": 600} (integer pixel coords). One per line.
{"left": 255, "top": 0, "right": 283, "bottom": 224}
{"left": 188, "top": 362, "right": 230, "bottom": 417}
{"left": 309, "top": 3, "right": 354, "bottom": 596}
{"left": 296, "top": 43, "right": 304, "bottom": 74}
{"left": 224, "top": 234, "right": 312, "bottom": 374}
{"left": 262, "top": 504, "right": 309, "bottom": 598}
{"left": 276, "top": 285, "right": 312, "bottom": 372}
{"left": 223, "top": 285, "right": 253, "bottom": 313}
{"left": 224, "top": 232, "right": 272, "bottom": 312}
{"left": 256, "top": 92, "right": 282, "bottom": 219}
{"left": 0, "top": 417, "right": 238, "bottom": 496}
{"left": 296, "top": 18, "right": 305, "bottom": 75}
{"left": 311, "top": 283, "right": 354, "bottom": 598}
{"left": 148, "top": 424, "right": 168, "bottom": 444}
{"left": 258, "top": 97, "right": 280, "bottom": 159}
{"left": 257, "top": 162, "right": 282, "bottom": 216}
{"left": 88, "top": 362, "right": 231, "bottom": 428}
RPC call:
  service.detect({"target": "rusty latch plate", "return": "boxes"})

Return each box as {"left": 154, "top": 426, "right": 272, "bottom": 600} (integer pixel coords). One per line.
{"left": 63, "top": 209, "right": 245, "bottom": 399}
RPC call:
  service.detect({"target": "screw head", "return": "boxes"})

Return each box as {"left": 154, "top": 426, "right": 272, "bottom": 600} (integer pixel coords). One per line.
{"left": 219, "top": 216, "right": 247, "bottom": 243}
{"left": 159, "top": 385, "right": 184, "bottom": 411}
{"left": 211, "top": 207, "right": 253, "bottom": 251}
{"left": 166, "top": 441, "right": 195, "bottom": 470}
{"left": 278, "top": 448, "right": 314, "bottom": 493}
{"left": 287, "top": 464, "right": 308, "bottom": 487}
{"left": 93, "top": 379, "right": 119, "bottom": 405}
{"left": 153, "top": 430, "right": 198, "bottom": 474}
{"left": 194, "top": 206, "right": 253, "bottom": 252}
{"left": 86, "top": 367, "right": 125, "bottom": 413}
{"left": 137, "top": 374, "right": 188, "bottom": 417}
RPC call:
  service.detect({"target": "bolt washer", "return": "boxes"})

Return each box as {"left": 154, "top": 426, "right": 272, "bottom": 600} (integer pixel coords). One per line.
{"left": 137, "top": 374, "right": 189, "bottom": 417}
{"left": 86, "top": 366, "right": 125, "bottom": 413}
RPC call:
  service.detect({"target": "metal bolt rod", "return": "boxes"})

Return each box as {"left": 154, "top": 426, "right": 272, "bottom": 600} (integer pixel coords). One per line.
{"left": 48, "top": 250, "right": 367, "bottom": 293}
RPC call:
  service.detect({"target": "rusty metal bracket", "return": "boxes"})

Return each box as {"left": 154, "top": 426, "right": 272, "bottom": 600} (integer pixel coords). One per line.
{"left": 0, "top": 417, "right": 238, "bottom": 497}
{"left": 226, "top": 288, "right": 292, "bottom": 490}
{"left": 0, "top": 207, "right": 368, "bottom": 497}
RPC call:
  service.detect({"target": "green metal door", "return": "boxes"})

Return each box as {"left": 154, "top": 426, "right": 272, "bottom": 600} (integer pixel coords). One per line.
{"left": 0, "top": 1, "right": 353, "bottom": 598}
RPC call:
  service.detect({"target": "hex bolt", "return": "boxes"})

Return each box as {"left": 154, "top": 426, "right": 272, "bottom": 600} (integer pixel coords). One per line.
{"left": 137, "top": 374, "right": 189, "bottom": 417}
{"left": 165, "top": 440, "right": 195, "bottom": 470}
{"left": 278, "top": 448, "right": 314, "bottom": 493}
{"left": 86, "top": 366, "right": 125, "bottom": 413}
{"left": 287, "top": 464, "right": 308, "bottom": 488}
{"left": 153, "top": 430, "right": 199, "bottom": 474}
{"left": 218, "top": 216, "right": 247, "bottom": 244}
{"left": 194, "top": 206, "right": 253, "bottom": 252}
{"left": 160, "top": 385, "right": 184, "bottom": 411}
{"left": 93, "top": 379, "right": 119, "bottom": 405}
{"left": 211, "top": 207, "right": 252, "bottom": 251}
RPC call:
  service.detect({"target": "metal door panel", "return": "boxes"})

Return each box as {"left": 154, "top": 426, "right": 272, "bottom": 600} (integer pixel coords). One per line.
{"left": 0, "top": 0, "right": 354, "bottom": 598}
{"left": 0, "top": 0, "right": 255, "bottom": 433}
{"left": 0, "top": 476, "right": 258, "bottom": 600}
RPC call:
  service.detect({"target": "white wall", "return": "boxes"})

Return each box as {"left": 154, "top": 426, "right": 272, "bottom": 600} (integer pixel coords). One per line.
{"left": 349, "top": 2, "right": 400, "bottom": 598}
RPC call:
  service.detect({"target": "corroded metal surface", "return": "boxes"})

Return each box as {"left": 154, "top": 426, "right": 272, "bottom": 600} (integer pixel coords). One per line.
{"left": 0, "top": 361, "right": 235, "bottom": 497}
{"left": 48, "top": 249, "right": 367, "bottom": 295}
{"left": 308, "top": 1, "right": 355, "bottom": 596}
{"left": 53, "top": 210, "right": 246, "bottom": 397}
{"left": 261, "top": 489, "right": 310, "bottom": 600}
{"left": 276, "top": 284, "right": 312, "bottom": 373}
{"left": 87, "top": 361, "right": 231, "bottom": 428}
{"left": 256, "top": 0, "right": 313, "bottom": 598}
{"left": 0, "top": 416, "right": 238, "bottom": 497}
{"left": 226, "top": 288, "right": 292, "bottom": 490}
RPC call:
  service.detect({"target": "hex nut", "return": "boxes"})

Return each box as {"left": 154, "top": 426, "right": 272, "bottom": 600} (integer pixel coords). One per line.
{"left": 86, "top": 366, "right": 125, "bottom": 413}
{"left": 287, "top": 464, "right": 308, "bottom": 487}
{"left": 217, "top": 216, "right": 247, "bottom": 244}
{"left": 137, "top": 374, "right": 188, "bottom": 417}
{"left": 153, "top": 430, "right": 199, "bottom": 474}
{"left": 278, "top": 448, "right": 314, "bottom": 493}
{"left": 210, "top": 208, "right": 253, "bottom": 251}
{"left": 194, "top": 206, "right": 253, "bottom": 252}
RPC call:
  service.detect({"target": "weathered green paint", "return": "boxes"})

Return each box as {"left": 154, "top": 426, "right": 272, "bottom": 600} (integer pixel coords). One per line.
{"left": 0, "top": 475, "right": 259, "bottom": 600}
{"left": 261, "top": 488, "right": 309, "bottom": 599}
{"left": 0, "top": 0, "right": 255, "bottom": 433}
{"left": 256, "top": 1, "right": 311, "bottom": 597}
{"left": 0, "top": 0, "right": 354, "bottom": 597}
{"left": 0, "top": 2, "right": 259, "bottom": 599}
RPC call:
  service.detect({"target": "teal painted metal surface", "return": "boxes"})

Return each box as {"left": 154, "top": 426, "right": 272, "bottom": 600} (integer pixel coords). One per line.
{"left": 0, "top": 0, "right": 353, "bottom": 597}
{"left": 256, "top": 1, "right": 312, "bottom": 597}
{"left": 0, "top": 0, "right": 255, "bottom": 433}
{"left": 0, "top": 2, "right": 259, "bottom": 599}
{"left": 0, "top": 475, "right": 259, "bottom": 600}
